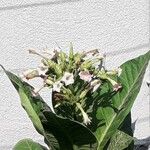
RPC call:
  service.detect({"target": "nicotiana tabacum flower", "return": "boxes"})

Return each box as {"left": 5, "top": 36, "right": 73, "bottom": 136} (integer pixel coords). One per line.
{"left": 76, "top": 103, "right": 91, "bottom": 125}
{"left": 20, "top": 69, "right": 39, "bottom": 80}
{"left": 53, "top": 81, "right": 63, "bottom": 92}
{"left": 20, "top": 44, "right": 122, "bottom": 125}
{"left": 20, "top": 67, "right": 48, "bottom": 80}
{"left": 106, "top": 67, "right": 122, "bottom": 77}
{"left": 61, "top": 72, "right": 74, "bottom": 86}
{"left": 79, "top": 71, "right": 93, "bottom": 82}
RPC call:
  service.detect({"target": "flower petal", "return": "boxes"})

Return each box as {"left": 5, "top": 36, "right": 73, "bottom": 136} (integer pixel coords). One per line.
{"left": 79, "top": 71, "right": 93, "bottom": 82}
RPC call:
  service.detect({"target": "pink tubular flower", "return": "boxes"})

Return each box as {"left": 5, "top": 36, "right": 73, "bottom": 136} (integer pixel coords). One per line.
{"left": 20, "top": 67, "right": 48, "bottom": 80}
{"left": 21, "top": 69, "right": 39, "bottom": 80}
{"left": 79, "top": 71, "right": 93, "bottom": 82}
{"left": 107, "top": 77, "right": 122, "bottom": 91}
{"left": 113, "top": 83, "right": 122, "bottom": 92}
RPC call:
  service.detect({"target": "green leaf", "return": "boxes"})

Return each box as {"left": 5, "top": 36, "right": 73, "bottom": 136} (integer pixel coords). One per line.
{"left": 41, "top": 111, "right": 98, "bottom": 150}
{"left": 1, "top": 68, "right": 58, "bottom": 149}
{"left": 13, "top": 139, "right": 48, "bottom": 150}
{"left": 2, "top": 67, "right": 98, "bottom": 150}
{"left": 94, "top": 51, "right": 150, "bottom": 149}
{"left": 107, "top": 130, "right": 133, "bottom": 150}
{"left": 119, "top": 113, "right": 134, "bottom": 150}
{"left": 3, "top": 68, "right": 45, "bottom": 135}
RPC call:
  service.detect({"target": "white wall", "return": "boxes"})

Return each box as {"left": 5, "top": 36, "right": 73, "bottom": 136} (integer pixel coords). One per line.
{"left": 0, "top": 0, "right": 149, "bottom": 149}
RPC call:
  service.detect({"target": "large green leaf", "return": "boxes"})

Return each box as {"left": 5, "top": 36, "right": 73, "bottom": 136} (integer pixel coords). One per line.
{"left": 94, "top": 51, "right": 150, "bottom": 149}
{"left": 2, "top": 67, "right": 45, "bottom": 135}
{"left": 13, "top": 139, "right": 48, "bottom": 150}
{"left": 1, "top": 67, "right": 58, "bottom": 149}
{"left": 119, "top": 113, "right": 134, "bottom": 150}
{"left": 103, "top": 113, "right": 134, "bottom": 150}
{"left": 107, "top": 130, "right": 133, "bottom": 150}
{"left": 41, "top": 111, "right": 97, "bottom": 150}
{"left": 2, "top": 66, "right": 98, "bottom": 150}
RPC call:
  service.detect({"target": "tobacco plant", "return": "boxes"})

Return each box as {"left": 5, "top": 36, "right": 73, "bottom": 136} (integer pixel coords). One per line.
{"left": 1, "top": 45, "right": 150, "bottom": 150}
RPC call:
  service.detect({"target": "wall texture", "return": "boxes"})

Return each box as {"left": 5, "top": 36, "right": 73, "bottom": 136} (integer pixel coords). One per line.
{"left": 0, "top": 0, "right": 149, "bottom": 149}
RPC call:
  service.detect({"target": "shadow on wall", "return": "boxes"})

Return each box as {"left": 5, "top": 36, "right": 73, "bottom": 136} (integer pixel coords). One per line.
{"left": 106, "top": 43, "right": 150, "bottom": 56}
{"left": 0, "top": 0, "right": 81, "bottom": 11}
{"left": 135, "top": 137, "right": 150, "bottom": 150}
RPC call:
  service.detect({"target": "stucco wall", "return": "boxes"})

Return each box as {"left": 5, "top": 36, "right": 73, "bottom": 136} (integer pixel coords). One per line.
{"left": 0, "top": 0, "right": 149, "bottom": 149}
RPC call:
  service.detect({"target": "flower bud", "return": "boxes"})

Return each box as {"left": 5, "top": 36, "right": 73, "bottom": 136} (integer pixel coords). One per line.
{"left": 117, "top": 67, "right": 122, "bottom": 77}
{"left": 79, "top": 89, "right": 89, "bottom": 99}
{"left": 45, "top": 79, "right": 54, "bottom": 85}
{"left": 106, "top": 67, "right": 122, "bottom": 76}
{"left": 69, "top": 42, "right": 74, "bottom": 60}
{"left": 80, "top": 60, "right": 93, "bottom": 70}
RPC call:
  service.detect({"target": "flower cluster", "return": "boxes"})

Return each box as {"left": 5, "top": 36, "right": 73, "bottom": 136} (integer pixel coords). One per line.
{"left": 20, "top": 44, "right": 122, "bottom": 125}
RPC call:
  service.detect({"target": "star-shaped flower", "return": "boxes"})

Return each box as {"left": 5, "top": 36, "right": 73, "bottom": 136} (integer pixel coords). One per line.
{"left": 53, "top": 81, "right": 63, "bottom": 92}
{"left": 61, "top": 72, "right": 74, "bottom": 86}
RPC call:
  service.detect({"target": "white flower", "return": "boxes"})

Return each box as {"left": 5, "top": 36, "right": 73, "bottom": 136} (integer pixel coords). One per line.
{"left": 79, "top": 71, "right": 93, "bottom": 82}
{"left": 90, "top": 79, "right": 101, "bottom": 92}
{"left": 76, "top": 103, "right": 91, "bottom": 125}
{"left": 82, "top": 111, "right": 91, "bottom": 125}
{"left": 42, "top": 50, "right": 56, "bottom": 59}
{"left": 21, "top": 69, "right": 39, "bottom": 80}
{"left": 53, "top": 81, "right": 63, "bottom": 92}
{"left": 61, "top": 72, "right": 74, "bottom": 86}
{"left": 37, "top": 66, "right": 48, "bottom": 76}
